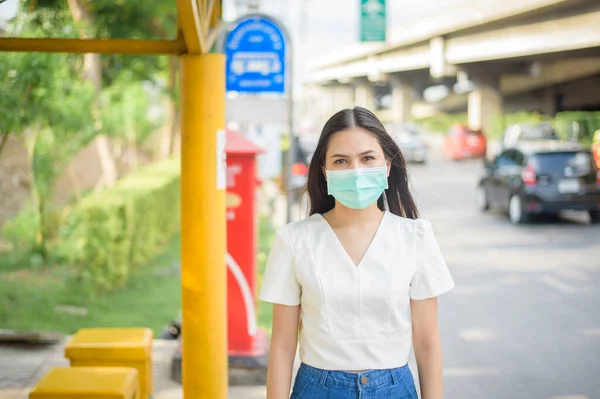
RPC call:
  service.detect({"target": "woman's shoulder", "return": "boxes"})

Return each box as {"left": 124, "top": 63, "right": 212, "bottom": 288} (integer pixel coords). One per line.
{"left": 275, "top": 213, "right": 324, "bottom": 241}
{"left": 385, "top": 212, "right": 427, "bottom": 226}
{"left": 385, "top": 213, "right": 433, "bottom": 235}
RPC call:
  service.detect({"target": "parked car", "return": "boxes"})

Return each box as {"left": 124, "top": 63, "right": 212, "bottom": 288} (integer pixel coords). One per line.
{"left": 501, "top": 122, "right": 559, "bottom": 149}
{"left": 443, "top": 124, "right": 487, "bottom": 160}
{"left": 476, "top": 140, "right": 600, "bottom": 224}
{"left": 388, "top": 124, "right": 428, "bottom": 164}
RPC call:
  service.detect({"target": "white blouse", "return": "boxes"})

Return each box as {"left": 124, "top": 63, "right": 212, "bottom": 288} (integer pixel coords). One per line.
{"left": 258, "top": 211, "right": 455, "bottom": 371}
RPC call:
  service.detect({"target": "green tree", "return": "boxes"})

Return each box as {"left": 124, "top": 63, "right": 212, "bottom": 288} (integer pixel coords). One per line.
{"left": 17, "top": 0, "right": 177, "bottom": 183}
{"left": 1, "top": 8, "right": 95, "bottom": 261}
{"left": 2, "top": 0, "right": 177, "bottom": 260}
{"left": 63, "top": 0, "right": 178, "bottom": 167}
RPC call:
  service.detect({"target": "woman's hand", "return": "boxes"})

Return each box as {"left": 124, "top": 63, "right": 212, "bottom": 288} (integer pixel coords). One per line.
{"left": 411, "top": 297, "right": 444, "bottom": 399}
{"left": 266, "top": 303, "right": 301, "bottom": 399}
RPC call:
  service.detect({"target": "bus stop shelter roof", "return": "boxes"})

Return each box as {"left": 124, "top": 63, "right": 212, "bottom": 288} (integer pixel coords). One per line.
{"left": 0, "top": 0, "right": 221, "bottom": 55}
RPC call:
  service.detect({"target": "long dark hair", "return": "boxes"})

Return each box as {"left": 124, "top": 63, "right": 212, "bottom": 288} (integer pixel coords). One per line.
{"left": 307, "top": 106, "right": 419, "bottom": 219}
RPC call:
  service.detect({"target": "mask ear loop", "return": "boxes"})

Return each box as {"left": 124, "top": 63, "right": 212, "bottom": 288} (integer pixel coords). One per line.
{"left": 384, "top": 161, "right": 390, "bottom": 189}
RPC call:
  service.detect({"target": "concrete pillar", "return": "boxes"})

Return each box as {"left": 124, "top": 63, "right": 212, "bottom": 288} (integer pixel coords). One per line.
{"left": 390, "top": 76, "right": 413, "bottom": 126}
{"left": 354, "top": 79, "right": 376, "bottom": 111}
{"left": 541, "top": 87, "right": 558, "bottom": 116}
{"left": 468, "top": 77, "right": 503, "bottom": 134}
{"left": 430, "top": 36, "right": 456, "bottom": 79}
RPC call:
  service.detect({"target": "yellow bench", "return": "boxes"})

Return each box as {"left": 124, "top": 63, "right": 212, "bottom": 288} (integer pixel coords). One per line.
{"left": 65, "top": 328, "right": 153, "bottom": 399}
{"left": 29, "top": 367, "right": 139, "bottom": 399}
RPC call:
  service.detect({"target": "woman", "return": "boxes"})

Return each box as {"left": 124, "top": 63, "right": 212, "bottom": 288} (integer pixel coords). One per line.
{"left": 259, "top": 107, "right": 455, "bottom": 399}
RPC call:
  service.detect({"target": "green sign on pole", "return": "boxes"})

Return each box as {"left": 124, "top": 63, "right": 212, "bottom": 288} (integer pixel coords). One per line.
{"left": 360, "top": 0, "right": 386, "bottom": 42}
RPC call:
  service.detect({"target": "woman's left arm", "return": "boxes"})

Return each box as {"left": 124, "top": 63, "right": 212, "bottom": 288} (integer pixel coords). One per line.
{"left": 411, "top": 297, "right": 443, "bottom": 399}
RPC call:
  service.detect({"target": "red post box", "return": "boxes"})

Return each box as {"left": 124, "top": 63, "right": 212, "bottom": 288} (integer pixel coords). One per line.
{"left": 225, "top": 129, "right": 268, "bottom": 365}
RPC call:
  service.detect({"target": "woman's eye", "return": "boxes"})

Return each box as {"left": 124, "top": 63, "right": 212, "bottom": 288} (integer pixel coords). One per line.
{"left": 334, "top": 159, "right": 347, "bottom": 164}
{"left": 363, "top": 156, "right": 375, "bottom": 162}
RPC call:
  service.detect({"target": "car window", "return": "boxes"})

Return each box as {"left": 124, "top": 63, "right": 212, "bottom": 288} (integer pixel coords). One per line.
{"left": 496, "top": 150, "right": 517, "bottom": 168}
{"left": 512, "top": 150, "right": 525, "bottom": 166}
{"left": 530, "top": 152, "right": 593, "bottom": 175}
{"left": 521, "top": 124, "right": 558, "bottom": 140}
{"left": 503, "top": 124, "right": 558, "bottom": 147}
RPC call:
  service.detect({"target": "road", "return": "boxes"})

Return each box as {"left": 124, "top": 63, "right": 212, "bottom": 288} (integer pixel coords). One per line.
{"left": 408, "top": 136, "right": 600, "bottom": 399}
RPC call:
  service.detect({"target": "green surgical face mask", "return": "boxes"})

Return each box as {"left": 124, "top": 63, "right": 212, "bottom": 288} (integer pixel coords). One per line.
{"left": 325, "top": 164, "right": 389, "bottom": 209}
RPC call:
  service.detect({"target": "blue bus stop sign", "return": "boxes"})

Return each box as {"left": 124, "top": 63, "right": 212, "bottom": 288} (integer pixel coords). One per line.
{"left": 225, "top": 16, "right": 287, "bottom": 94}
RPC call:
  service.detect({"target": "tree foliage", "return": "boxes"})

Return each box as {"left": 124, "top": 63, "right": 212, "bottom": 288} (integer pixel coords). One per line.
{"left": 1, "top": 0, "right": 178, "bottom": 262}
{"left": 100, "top": 70, "right": 161, "bottom": 144}
{"left": 0, "top": 7, "right": 96, "bottom": 260}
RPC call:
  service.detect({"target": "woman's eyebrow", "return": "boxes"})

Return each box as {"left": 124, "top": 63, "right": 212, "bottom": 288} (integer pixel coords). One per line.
{"left": 330, "top": 149, "right": 376, "bottom": 158}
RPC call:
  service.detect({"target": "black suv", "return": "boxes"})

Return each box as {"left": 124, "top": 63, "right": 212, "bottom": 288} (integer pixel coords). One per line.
{"left": 476, "top": 140, "right": 600, "bottom": 224}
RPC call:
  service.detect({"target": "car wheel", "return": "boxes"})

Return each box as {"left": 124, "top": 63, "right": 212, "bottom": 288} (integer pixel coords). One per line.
{"left": 589, "top": 210, "right": 600, "bottom": 224}
{"left": 509, "top": 194, "right": 530, "bottom": 225}
{"left": 476, "top": 185, "right": 490, "bottom": 212}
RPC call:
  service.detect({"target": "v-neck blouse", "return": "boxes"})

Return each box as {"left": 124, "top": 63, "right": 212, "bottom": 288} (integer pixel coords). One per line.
{"left": 258, "top": 212, "right": 455, "bottom": 371}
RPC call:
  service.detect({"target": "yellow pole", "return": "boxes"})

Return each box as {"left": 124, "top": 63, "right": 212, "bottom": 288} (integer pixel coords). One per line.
{"left": 180, "top": 53, "right": 227, "bottom": 399}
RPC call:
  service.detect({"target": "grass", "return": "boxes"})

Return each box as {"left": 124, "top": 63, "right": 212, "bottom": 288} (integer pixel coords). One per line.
{"left": 256, "top": 216, "right": 276, "bottom": 332}
{"left": 0, "top": 216, "right": 277, "bottom": 337}
{"left": 0, "top": 234, "right": 182, "bottom": 336}
{"left": 0, "top": 250, "right": 38, "bottom": 273}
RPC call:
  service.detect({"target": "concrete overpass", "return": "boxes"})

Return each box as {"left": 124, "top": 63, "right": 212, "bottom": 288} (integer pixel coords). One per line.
{"left": 303, "top": 0, "right": 600, "bottom": 134}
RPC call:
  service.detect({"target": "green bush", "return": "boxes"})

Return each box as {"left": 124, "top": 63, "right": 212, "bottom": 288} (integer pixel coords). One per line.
{"left": 1, "top": 209, "right": 40, "bottom": 252}
{"left": 59, "top": 158, "right": 181, "bottom": 293}
{"left": 555, "top": 111, "right": 600, "bottom": 146}
{"left": 490, "top": 111, "right": 552, "bottom": 140}
{"left": 414, "top": 113, "right": 467, "bottom": 135}
{"left": 419, "top": 111, "right": 600, "bottom": 145}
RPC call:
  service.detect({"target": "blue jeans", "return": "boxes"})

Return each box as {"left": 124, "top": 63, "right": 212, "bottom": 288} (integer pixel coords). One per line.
{"left": 290, "top": 363, "right": 419, "bottom": 399}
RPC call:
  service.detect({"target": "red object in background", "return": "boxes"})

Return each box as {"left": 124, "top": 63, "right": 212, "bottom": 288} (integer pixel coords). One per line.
{"left": 225, "top": 130, "right": 267, "bottom": 360}
{"left": 522, "top": 163, "right": 537, "bottom": 187}
{"left": 593, "top": 143, "right": 600, "bottom": 170}
{"left": 443, "top": 124, "right": 488, "bottom": 160}
{"left": 291, "top": 162, "right": 308, "bottom": 177}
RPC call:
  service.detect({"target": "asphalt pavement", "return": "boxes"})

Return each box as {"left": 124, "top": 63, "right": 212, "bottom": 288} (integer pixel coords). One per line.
{"left": 410, "top": 136, "right": 600, "bottom": 399}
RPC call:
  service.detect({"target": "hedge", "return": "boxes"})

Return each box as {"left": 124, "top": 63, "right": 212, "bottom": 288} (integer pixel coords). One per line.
{"left": 416, "top": 111, "right": 600, "bottom": 145}
{"left": 555, "top": 111, "right": 600, "bottom": 146}
{"left": 414, "top": 113, "right": 468, "bottom": 135}
{"left": 59, "top": 158, "right": 181, "bottom": 293}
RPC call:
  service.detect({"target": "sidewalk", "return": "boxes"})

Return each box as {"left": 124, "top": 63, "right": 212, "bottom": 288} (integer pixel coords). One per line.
{"left": 0, "top": 339, "right": 269, "bottom": 399}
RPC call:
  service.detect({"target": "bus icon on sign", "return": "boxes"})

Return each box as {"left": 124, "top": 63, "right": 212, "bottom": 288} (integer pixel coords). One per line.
{"left": 231, "top": 52, "right": 282, "bottom": 76}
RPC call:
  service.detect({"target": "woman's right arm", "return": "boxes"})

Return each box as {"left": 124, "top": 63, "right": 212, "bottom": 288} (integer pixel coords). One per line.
{"left": 266, "top": 303, "right": 300, "bottom": 399}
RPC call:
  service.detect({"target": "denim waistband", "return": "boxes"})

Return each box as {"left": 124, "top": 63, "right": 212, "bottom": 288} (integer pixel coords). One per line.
{"left": 298, "top": 362, "right": 411, "bottom": 390}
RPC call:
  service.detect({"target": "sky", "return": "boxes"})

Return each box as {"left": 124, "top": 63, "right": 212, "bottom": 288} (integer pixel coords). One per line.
{"left": 0, "top": 0, "right": 18, "bottom": 25}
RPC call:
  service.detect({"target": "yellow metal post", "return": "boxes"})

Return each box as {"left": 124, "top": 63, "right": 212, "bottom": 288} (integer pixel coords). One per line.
{"left": 180, "top": 53, "right": 227, "bottom": 399}
{"left": 0, "top": 38, "right": 186, "bottom": 54}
